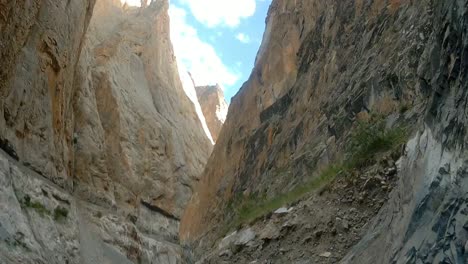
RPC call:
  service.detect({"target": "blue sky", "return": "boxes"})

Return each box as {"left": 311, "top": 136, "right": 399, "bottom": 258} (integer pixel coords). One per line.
{"left": 167, "top": 0, "right": 272, "bottom": 102}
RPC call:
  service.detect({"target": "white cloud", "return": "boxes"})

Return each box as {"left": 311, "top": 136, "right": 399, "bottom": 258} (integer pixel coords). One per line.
{"left": 236, "top": 33, "right": 251, "bottom": 44}
{"left": 169, "top": 4, "right": 239, "bottom": 88}
{"left": 178, "top": 0, "right": 256, "bottom": 28}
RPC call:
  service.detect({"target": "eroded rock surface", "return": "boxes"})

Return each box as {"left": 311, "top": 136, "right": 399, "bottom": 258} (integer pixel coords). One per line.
{"left": 181, "top": 0, "right": 468, "bottom": 263}
{"left": 195, "top": 84, "right": 228, "bottom": 142}
{"left": 0, "top": 0, "right": 212, "bottom": 263}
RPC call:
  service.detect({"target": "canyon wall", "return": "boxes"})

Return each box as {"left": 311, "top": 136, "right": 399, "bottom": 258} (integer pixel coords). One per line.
{"left": 195, "top": 84, "right": 228, "bottom": 142}
{"left": 181, "top": 0, "right": 468, "bottom": 263}
{"left": 0, "top": 0, "right": 212, "bottom": 263}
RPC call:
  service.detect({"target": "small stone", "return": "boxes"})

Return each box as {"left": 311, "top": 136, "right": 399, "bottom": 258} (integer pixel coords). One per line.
{"left": 259, "top": 222, "right": 280, "bottom": 240}
{"left": 331, "top": 228, "right": 337, "bottom": 236}
{"left": 218, "top": 249, "right": 232, "bottom": 258}
{"left": 302, "top": 236, "right": 313, "bottom": 244}
{"left": 319, "top": 252, "right": 332, "bottom": 258}
{"left": 274, "top": 207, "right": 292, "bottom": 215}
{"left": 234, "top": 228, "right": 256, "bottom": 247}
{"left": 314, "top": 230, "right": 323, "bottom": 238}
{"left": 340, "top": 219, "right": 350, "bottom": 231}
{"left": 218, "top": 231, "right": 238, "bottom": 250}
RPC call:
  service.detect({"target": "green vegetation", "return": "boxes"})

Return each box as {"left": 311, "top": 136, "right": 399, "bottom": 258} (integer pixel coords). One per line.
{"left": 223, "top": 114, "right": 408, "bottom": 233}
{"left": 20, "top": 195, "right": 50, "bottom": 217}
{"left": 230, "top": 165, "right": 343, "bottom": 229}
{"left": 53, "top": 207, "right": 69, "bottom": 221}
{"left": 399, "top": 103, "right": 410, "bottom": 114}
{"left": 346, "top": 114, "right": 407, "bottom": 168}
{"left": 20, "top": 195, "right": 69, "bottom": 221}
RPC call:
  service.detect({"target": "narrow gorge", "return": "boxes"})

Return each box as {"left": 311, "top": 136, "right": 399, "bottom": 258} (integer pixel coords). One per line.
{"left": 1, "top": 0, "right": 468, "bottom": 264}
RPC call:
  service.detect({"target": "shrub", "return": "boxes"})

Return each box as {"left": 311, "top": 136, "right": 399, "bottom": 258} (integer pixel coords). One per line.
{"left": 346, "top": 114, "right": 407, "bottom": 167}
{"left": 53, "top": 207, "right": 69, "bottom": 221}
{"left": 20, "top": 195, "right": 50, "bottom": 217}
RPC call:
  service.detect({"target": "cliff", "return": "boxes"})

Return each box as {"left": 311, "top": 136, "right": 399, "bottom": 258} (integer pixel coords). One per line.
{"left": 0, "top": 0, "right": 212, "bottom": 263}
{"left": 181, "top": 0, "right": 468, "bottom": 263}
{"left": 195, "top": 84, "right": 228, "bottom": 142}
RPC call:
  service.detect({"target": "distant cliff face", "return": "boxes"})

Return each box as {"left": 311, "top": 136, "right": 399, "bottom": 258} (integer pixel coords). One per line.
{"left": 195, "top": 85, "right": 228, "bottom": 142}
{"left": 74, "top": 0, "right": 212, "bottom": 218}
{"left": 0, "top": 0, "right": 212, "bottom": 263}
{"left": 181, "top": 0, "right": 468, "bottom": 263}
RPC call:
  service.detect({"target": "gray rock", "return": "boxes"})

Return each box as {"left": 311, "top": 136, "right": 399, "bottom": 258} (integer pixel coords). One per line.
{"left": 274, "top": 207, "right": 293, "bottom": 215}
{"left": 235, "top": 228, "right": 256, "bottom": 246}
{"left": 259, "top": 223, "right": 280, "bottom": 240}
{"left": 336, "top": 217, "right": 350, "bottom": 232}
{"left": 218, "top": 231, "right": 238, "bottom": 250}
{"left": 218, "top": 249, "right": 233, "bottom": 258}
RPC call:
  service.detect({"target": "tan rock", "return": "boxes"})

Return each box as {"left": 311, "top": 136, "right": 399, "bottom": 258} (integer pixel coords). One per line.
{"left": 1, "top": 0, "right": 212, "bottom": 262}
{"left": 195, "top": 84, "right": 228, "bottom": 142}
{"left": 180, "top": 1, "right": 467, "bottom": 257}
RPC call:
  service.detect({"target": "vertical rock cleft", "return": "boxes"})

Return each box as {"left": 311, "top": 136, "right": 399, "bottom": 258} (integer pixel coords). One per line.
{"left": 195, "top": 84, "right": 229, "bottom": 142}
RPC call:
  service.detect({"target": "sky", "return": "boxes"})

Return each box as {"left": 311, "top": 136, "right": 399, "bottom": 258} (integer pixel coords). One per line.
{"left": 121, "top": 0, "right": 272, "bottom": 102}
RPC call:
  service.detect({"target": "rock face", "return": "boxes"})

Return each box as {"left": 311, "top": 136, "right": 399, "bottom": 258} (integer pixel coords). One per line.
{"left": 74, "top": 0, "right": 212, "bottom": 219}
{"left": 195, "top": 84, "right": 228, "bottom": 142}
{"left": 0, "top": 0, "right": 212, "bottom": 263}
{"left": 181, "top": 0, "right": 468, "bottom": 263}
{"left": 0, "top": 0, "right": 96, "bottom": 189}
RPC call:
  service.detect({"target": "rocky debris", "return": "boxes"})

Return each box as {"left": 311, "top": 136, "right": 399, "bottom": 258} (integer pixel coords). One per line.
{"left": 195, "top": 84, "right": 229, "bottom": 142}
{"left": 219, "top": 228, "right": 256, "bottom": 253}
{"left": 203, "top": 154, "right": 401, "bottom": 263}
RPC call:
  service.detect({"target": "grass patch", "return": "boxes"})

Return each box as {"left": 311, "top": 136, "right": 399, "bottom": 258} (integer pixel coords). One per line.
{"left": 222, "top": 114, "right": 408, "bottom": 234}
{"left": 21, "top": 195, "right": 69, "bottom": 222}
{"left": 20, "top": 195, "right": 50, "bottom": 217}
{"left": 346, "top": 114, "right": 407, "bottom": 168}
{"left": 53, "top": 207, "right": 69, "bottom": 221}
{"left": 232, "top": 165, "right": 343, "bottom": 227}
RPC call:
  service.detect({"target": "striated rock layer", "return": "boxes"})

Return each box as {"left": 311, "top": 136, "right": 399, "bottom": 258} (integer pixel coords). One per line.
{"left": 195, "top": 84, "right": 228, "bottom": 142}
{"left": 181, "top": 0, "right": 468, "bottom": 263}
{"left": 0, "top": 0, "right": 212, "bottom": 263}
